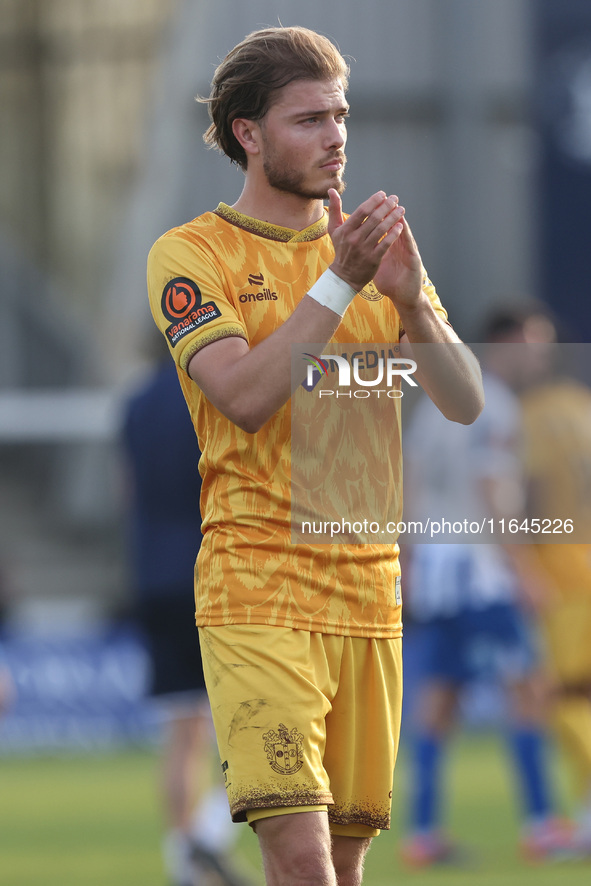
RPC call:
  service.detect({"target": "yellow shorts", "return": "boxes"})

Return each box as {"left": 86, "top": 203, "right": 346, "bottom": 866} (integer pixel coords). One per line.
{"left": 199, "top": 625, "right": 403, "bottom": 838}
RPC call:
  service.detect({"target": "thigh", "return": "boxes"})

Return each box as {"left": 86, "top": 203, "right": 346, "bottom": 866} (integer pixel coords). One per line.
{"left": 255, "top": 810, "right": 335, "bottom": 886}
{"left": 199, "top": 625, "right": 335, "bottom": 823}
{"left": 256, "top": 814, "right": 372, "bottom": 886}
{"left": 332, "top": 834, "right": 372, "bottom": 885}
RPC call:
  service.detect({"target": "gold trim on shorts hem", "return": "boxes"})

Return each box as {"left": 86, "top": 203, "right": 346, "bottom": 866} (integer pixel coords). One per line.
{"left": 328, "top": 803, "right": 391, "bottom": 832}
{"left": 231, "top": 790, "right": 334, "bottom": 823}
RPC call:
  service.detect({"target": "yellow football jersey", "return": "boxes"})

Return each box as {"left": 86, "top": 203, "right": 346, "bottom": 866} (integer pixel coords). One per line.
{"left": 147, "top": 203, "right": 448, "bottom": 638}
{"left": 521, "top": 379, "right": 591, "bottom": 597}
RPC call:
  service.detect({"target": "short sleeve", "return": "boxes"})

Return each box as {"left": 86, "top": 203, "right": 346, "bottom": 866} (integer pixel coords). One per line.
{"left": 147, "top": 231, "right": 248, "bottom": 373}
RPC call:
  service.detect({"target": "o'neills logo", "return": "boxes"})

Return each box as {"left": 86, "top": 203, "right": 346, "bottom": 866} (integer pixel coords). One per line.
{"left": 239, "top": 272, "right": 277, "bottom": 303}
{"left": 161, "top": 276, "right": 221, "bottom": 347}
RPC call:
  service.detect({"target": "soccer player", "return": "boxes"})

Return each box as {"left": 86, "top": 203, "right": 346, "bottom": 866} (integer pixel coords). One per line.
{"left": 519, "top": 326, "right": 591, "bottom": 854}
{"left": 0, "top": 648, "right": 14, "bottom": 720}
{"left": 147, "top": 26, "right": 483, "bottom": 886}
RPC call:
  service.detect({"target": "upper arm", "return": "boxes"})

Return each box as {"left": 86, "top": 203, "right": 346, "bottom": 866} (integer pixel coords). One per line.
{"left": 187, "top": 335, "right": 265, "bottom": 433}
{"left": 187, "top": 335, "right": 250, "bottom": 404}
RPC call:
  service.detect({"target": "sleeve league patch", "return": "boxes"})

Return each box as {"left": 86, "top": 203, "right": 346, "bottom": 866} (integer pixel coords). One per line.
{"left": 160, "top": 276, "right": 222, "bottom": 346}
{"left": 165, "top": 301, "right": 222, "bottom": 346}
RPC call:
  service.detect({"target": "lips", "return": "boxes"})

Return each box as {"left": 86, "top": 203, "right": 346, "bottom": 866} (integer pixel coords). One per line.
{"left": 320, "top": 157, "right": 344, "bottom": 171}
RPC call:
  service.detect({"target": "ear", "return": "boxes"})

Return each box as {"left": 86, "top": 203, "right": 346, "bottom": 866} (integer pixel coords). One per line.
{"left": 232, "top": 118, "right": 261, "bottom": 159}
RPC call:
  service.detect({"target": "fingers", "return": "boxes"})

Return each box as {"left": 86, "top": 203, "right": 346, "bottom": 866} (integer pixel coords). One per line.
{"left": 345, "top": 191, "right": 389, "bottom": 226}
{"left": 399, "top": 216, "right": 420, "bottom": 255}
{"left": 377, "top": 217, "right": 421, "bottom": 269}
{"left": 346, "top": 192, "right": 405, "bottom": 250}
{"left": 372, "top": 200, "right": 405, "bottom": 249}
{"left": 327, "top": 188, "right": 344, "bottom": 236}
{"left": 346, "top": 192, "right": 399, "bottom": 228}
{"left": 328, "top": 190, "right": 410, "bottom": 291}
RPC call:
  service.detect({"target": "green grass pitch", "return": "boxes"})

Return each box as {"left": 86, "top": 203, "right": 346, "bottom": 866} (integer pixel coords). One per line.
{"left": 0, "top": 733, "right": 590, "bottom": 885}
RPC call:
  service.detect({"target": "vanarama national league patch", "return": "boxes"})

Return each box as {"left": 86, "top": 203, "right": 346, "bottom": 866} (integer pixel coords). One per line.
{"left": 161, "top": 276, "right": 222, "bottom": 347}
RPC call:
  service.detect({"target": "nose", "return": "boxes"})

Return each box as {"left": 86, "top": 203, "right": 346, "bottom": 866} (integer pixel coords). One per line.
{"left": 325, "top": 117, "right": 346, "bottom": 150}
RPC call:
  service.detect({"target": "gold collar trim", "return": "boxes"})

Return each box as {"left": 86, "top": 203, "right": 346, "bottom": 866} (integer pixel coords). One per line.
{"left": 214, "top": 203, "right": 328, "bottom": 242}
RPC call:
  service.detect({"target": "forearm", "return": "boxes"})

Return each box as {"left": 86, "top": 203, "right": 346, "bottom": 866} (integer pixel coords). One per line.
{"left": 399, "top": 294, "right": 484, "bottom": 424}
{"left": 188, "top": 295, "right": 342, "bottom": 434}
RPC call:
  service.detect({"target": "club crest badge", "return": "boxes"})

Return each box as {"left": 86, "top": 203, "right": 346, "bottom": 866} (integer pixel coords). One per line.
{"left": 263, "top": 723, "right": 304, "bottom": 775}
{"left": 360, "top": 281, "right": 383, "bottom": 301}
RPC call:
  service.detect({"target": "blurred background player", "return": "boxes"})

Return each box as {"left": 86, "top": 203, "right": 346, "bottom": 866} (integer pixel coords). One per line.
{"left": 121, "top": 341, "right": 252, "bottom": 886}
{"left": 0, "top": 570, "right": 15, "bottom": 723}
{"left": 518, "top": 312, "right": 591, "bottom": 854}
{"left": 0, "top": 648, "right": 14, "bottom": 724}
{"left": 398, "top": 307, "right": 573, "bottom": 866}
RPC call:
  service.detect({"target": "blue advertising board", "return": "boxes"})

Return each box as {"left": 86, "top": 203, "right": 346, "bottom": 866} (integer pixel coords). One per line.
{"left": 0, "top": 624, "right": 159, "bottom": 753}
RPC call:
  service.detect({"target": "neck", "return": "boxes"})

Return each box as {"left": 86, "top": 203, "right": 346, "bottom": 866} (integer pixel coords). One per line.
{"left": 232, "top": 178, "right": 325, "bottom": 231}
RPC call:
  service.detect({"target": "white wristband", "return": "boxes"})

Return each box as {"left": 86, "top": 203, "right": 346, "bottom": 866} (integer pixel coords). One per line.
{"left": 307, "top": 269, "right": 357, "bottom": 318}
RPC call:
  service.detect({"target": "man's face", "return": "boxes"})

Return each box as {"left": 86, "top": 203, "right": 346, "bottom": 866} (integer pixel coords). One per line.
{"left": 486, "top": 316, "right": 557, "bottom": 390}
{"left": 258, "top": 78, "right": 348, "bottom": 199}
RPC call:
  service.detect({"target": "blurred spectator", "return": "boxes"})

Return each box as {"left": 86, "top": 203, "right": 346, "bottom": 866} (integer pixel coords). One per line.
{"left": 121, "top": 345, "right": 251, "bottom": 886}
{"left": 0, "top": 653, "right": 15, "bottom": 719}
{"left": 0, "top": 571, "right": 15, "bottom": 719}
{"left": 398, "top": 307, "right": 573, "bottom": 866}
{"left": 519, "top": 328, "right": 591, "bottom": 853}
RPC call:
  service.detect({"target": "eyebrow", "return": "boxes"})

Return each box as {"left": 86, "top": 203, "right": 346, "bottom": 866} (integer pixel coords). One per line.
{"left": 291, "top": 105, "right": 350, "bottom": 119}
